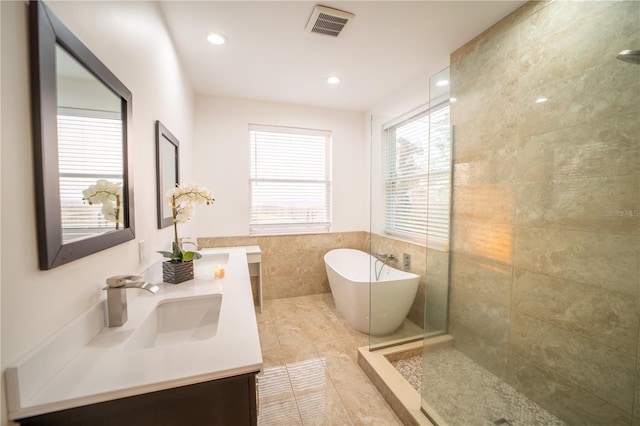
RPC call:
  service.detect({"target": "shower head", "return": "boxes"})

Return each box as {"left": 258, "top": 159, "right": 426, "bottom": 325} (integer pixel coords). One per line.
{"left": 616, "top": 50, "right": 640, "bottom": 65}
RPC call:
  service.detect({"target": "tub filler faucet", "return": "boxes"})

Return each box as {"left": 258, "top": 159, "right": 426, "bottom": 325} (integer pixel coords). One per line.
{"left": 372, "top": 253, "right": 397, "bottom": 281}
{"left": 372, "top": 253, "right": 397, "bottom": 262}
{"left": 104, "top": 275, "right": 160, "bottom": 327}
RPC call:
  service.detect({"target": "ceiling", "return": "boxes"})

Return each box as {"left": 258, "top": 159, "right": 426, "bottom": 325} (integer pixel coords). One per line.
{"left": 159, "top": 1, "right": 526, "bottom": 112}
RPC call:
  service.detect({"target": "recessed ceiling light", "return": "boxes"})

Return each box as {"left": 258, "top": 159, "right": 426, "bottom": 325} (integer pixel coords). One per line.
{"left": 326, "top": 76, "right": 341, "bottom": 85}
{"left": 535, "top": 96, "right": 548, "bottom": 104}
{"left": 435, "top": 79, "right": 449, "bottom": 87}
{"left": 207, "top": 32, "right": 228, "bottom": 46}
{"left": 450, "top": 97, "right": 457, "bottom": 103}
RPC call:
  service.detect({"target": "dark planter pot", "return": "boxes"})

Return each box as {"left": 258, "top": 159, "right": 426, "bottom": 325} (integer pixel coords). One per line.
{"left": 162, "top": 260, "right": 194, "bottom": 284}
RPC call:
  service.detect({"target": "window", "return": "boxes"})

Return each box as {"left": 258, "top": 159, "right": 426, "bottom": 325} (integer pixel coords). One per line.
{"left": 249, "top": 125, "right": 331, "bottom": 235}
{"left": 384, "top": 103, "right": 451, "bottom": 246}
{"left": 58, "top": 108, "right": 123, "bottom": 241}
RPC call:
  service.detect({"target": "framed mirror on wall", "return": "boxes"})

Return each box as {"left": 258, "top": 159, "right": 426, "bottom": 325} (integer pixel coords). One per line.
{"left": 156, "top": 121, "right": 180, "bottom": 229}
{"left": 30, "top": 0, "right": 135, "bottom": 270}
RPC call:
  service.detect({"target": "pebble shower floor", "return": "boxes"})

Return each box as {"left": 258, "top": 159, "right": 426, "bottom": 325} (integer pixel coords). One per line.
{"left": 392, "top": 348, "right": 566, "bottom": 426}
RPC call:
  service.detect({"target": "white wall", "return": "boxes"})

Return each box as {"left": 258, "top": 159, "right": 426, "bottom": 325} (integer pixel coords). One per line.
{"left": 0, "top": 2, "right": 193, "bottom": 423}
{"left": 193, "top": 96, "right": 368, "bottom": 237}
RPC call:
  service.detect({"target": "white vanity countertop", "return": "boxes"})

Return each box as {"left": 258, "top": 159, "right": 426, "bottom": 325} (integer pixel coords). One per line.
{"left": 6, "top": 247, "right": 263, "bottom": 420}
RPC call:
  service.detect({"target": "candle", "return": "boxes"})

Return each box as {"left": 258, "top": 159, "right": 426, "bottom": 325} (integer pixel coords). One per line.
{"left": 214, "top": 265, "right": 225, "bottom": 279}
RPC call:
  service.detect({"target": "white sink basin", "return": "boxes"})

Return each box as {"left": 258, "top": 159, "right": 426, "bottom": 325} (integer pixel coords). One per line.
{"left": 125, "top": 294, "right": 223, "bottom": 350}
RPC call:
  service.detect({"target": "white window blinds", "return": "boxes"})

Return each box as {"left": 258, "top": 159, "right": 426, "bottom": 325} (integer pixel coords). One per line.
{"left": 384, "top": 104, "right": 451, "bottom": 245}
{"left": 249, "top": 125, "right": 331, "bottom": 235}
{"left": 58, "top": 108, "right": 123, "bottom": 241}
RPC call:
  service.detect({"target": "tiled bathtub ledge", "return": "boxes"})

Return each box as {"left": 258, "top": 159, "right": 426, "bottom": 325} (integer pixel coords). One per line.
{"left": 357, "top": 335, "right": 454, "bottom": 426}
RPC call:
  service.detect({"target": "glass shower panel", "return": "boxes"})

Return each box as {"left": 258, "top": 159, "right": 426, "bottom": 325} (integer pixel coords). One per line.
{"left": 424, "top": 67, "right": 452, "bottom": 339}
{"left": 420, "top": 2, "right": 639, "bottom": 425}
{"left": 369, "top": 111, "right": 426, "bottom": 350}
{"left": 420, "top": 67, "right": 453, "bottom": 422}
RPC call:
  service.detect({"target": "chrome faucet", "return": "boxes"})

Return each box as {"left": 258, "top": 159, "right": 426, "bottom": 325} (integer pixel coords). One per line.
{"left": 372, "top": 253, "right": 397, "bottom": 281}
{"left": 103, "top": 275, "right": 159, "bottom": 327}
{"left": 373, "top": 253, "right": 397, "bottom": 262}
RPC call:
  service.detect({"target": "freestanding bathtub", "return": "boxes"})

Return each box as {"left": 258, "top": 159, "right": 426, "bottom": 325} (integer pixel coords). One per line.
{"left": 324, "top": 248, "right": 420, "bottom": 336}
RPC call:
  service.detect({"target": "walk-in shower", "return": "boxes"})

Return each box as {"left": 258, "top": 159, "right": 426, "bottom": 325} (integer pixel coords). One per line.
{"left": 368, "top": 1, "right": 639, "bottom": 425}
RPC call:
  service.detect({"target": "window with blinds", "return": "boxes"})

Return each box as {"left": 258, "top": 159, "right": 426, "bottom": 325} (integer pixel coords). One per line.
{"left": 384, "top": 103, "right": 451, "bottom": 246}
{"left": 58, "top": 108, "right": 123, "bottom": 241}
{"left": 249, "top": 125, "right": 331, "bottom": 235}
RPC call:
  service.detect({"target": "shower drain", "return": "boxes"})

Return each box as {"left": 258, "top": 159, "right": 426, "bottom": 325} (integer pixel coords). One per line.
{"left": 494, "top": 418, "right": 513, "bottom": 426}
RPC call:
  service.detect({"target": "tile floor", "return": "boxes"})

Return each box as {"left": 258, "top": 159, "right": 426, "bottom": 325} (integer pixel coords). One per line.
{"left": 256, "top": 293, "right": 403, "bottom": 425}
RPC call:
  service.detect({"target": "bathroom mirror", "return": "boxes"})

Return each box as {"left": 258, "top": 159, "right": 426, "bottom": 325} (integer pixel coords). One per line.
{"left": 156, "top": 121, "right": 180, "bottom": 228}
{"left": 30, "top": 0, "right": 134, "bottom": 270}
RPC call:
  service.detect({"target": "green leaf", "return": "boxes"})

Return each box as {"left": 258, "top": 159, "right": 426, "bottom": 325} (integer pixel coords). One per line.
{"left": 182, "top": 251, "right": 194, "bottom": 262}
{"left": 157, "top": 250, "right": 173, "bottom": 258}
{"left": 192, "top": 251, "right": 202, "bottom": 260}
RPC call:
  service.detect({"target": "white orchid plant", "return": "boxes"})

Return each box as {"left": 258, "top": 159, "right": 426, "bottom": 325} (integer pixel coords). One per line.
{"left": 82, "top": 179, "right": 123, "bottom": 229}
{"left": 158, "top": 184, "right": 215, "bottom": 263}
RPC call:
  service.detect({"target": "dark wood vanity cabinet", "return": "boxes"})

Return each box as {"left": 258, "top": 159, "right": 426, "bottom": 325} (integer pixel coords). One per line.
{"left": 16, "top": 372, "right": 259, "bottom": 426}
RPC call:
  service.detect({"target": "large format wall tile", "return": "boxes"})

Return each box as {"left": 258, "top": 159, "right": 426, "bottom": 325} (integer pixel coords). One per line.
{"left": 450, "top": 0, "right": 640, "bottom": 422}
{"left": 507, "top": 350, "right": 632, "bottom": 425}
{"left": 448, "top": 319, "right": 509, "bottom": 380}
{"left": 450, "top": 252, "right": 512, "bottom": 307}
{"left": 516, "top": 113, "right": 640, "bottom": 182}
{"left": 450, "top": 0, "right": 547, "bottom": 65}
{"left": 451, "top": 30, "right": 520, "bottom": 153}
{"left": 453, "top": 144, "right": 517, "bottom": 186}
{"left": 516, "top": 60, "right": 640, "bottom": 138}
{"left": 451, "top": 24, "right": 519, "bottom": 96}
{"left": 510, "top": 312, "right": 636, "bottom": 413}
{"left": 453, "top": 183, "right": 515, "bottom": 224}
{"left": 513, "top": 268, "right": 639, "bottom": 356}
{"left": 518, "top": 2, "right": 639, "bottom": 94}
{"left": 452, "top": 92, "right": 519, "bottom": 155}
{"left": 449, "top": 288, "right": 510, "bottom": 348}
{"left": 515, "top": 175, "right": 639, "bottom": 234}
{"left": 449, "top": 287, "right": 510, "bottom": 379}
{"left": 514, "top": 226, "right": 639, "bottom": 297}
{"left": 452, "top": 220, "right": 514, "bottom": 265}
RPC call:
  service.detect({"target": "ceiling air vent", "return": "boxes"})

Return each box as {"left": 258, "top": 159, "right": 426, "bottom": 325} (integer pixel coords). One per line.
{"left": 306, "top": 5, "right": 354, "bottom": 37}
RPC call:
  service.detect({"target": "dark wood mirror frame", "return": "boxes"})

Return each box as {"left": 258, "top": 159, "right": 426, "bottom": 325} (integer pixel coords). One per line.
{"left": 156, "top": 121, "right": 180, "bottom": 229}
{"left": 30, "top": 0, "right": 135, "bottom": 270}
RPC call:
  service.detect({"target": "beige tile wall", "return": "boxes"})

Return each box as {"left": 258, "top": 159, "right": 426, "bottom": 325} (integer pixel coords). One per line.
{"left": 450, "top": 0, "right": 640, "bottom": 424}
{"left": 199, "top": 232, "right": 369, "bottom": 300}
{"left": 200, "top": 231, "right": 435, "bottom": 335}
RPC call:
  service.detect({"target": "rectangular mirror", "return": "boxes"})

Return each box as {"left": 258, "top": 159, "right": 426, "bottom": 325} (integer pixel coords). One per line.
{"left": 30, "top": 0, "right": 135, "bottom": 269}
{"left": 156, "top": 121, "right": 180, "bottom": 229}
